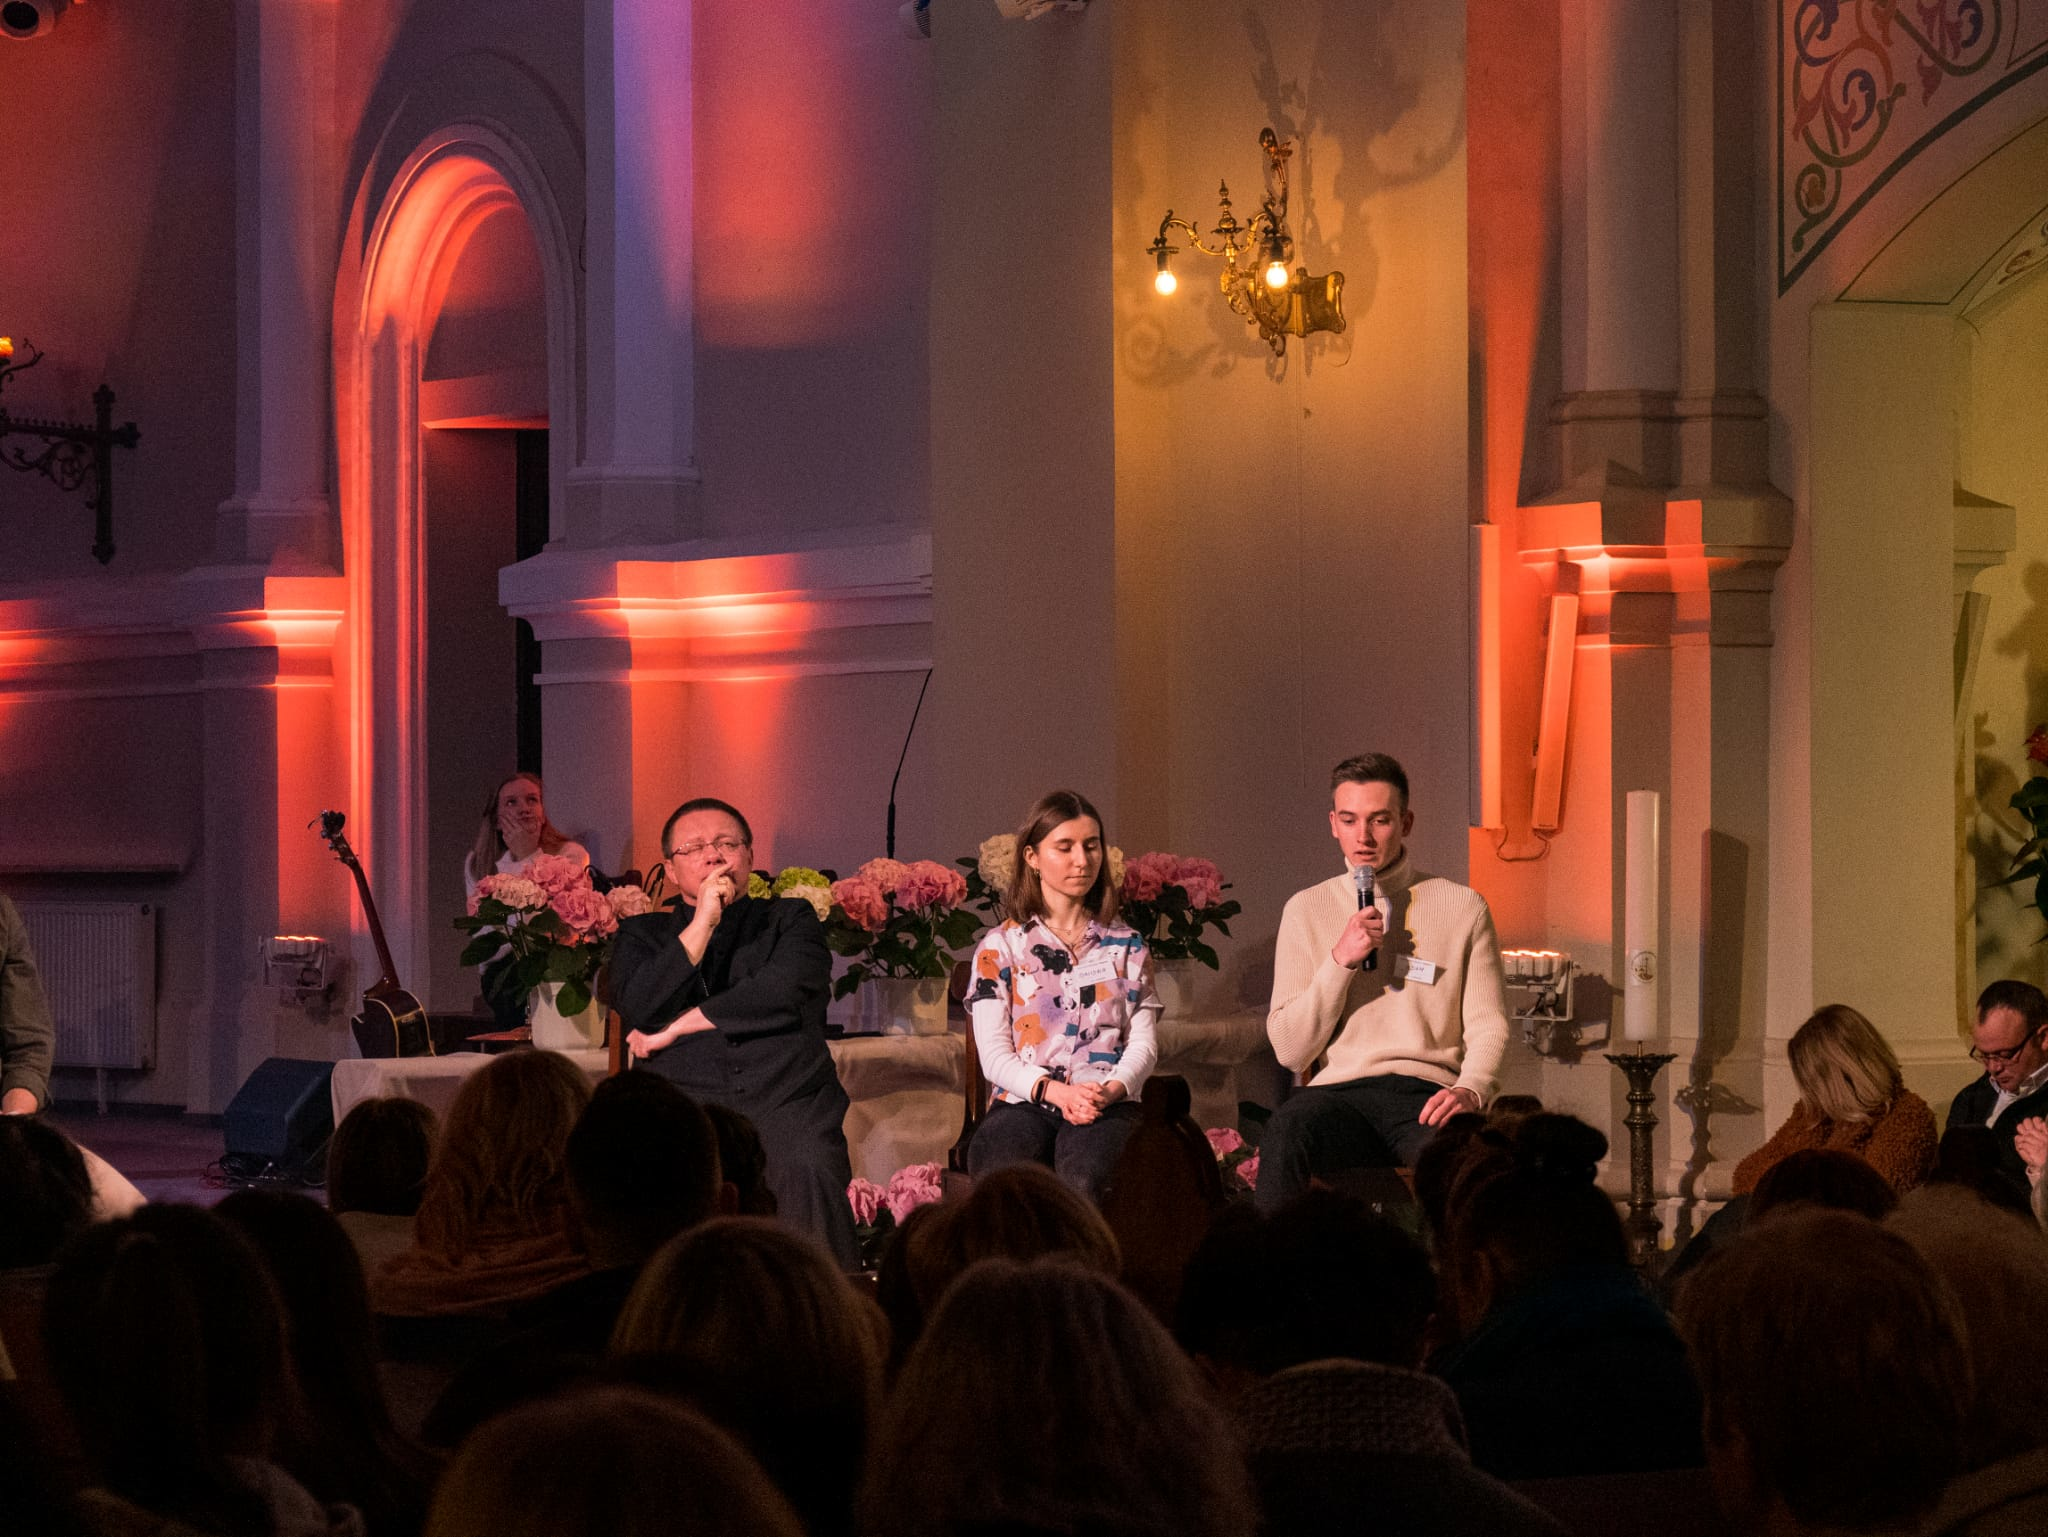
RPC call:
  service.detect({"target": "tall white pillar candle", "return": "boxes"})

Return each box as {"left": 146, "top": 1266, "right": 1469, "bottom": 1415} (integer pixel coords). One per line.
{"left": 1624, "top": 790, "right": 1661, "bottom": 1042}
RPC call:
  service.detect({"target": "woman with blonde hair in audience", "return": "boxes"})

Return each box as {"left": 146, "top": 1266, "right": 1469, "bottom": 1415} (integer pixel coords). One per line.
{"left": 862, "top": 1257, "right": 1258, "bottom": 1537}
{"left": 370, "top": 1050, "right": 592, "bottom": 1318}
{"left": 1732, "top": 1004, "right": 1936, "bottom": 1195}
{"left": 612, "top": 1218, "right": 886, "bottom": 1537}
{"left": 424, "top": 1386, "right": 801, "bottom": 1537}
{"left": 463, "top": 772, "right": 585, "bottom": 898}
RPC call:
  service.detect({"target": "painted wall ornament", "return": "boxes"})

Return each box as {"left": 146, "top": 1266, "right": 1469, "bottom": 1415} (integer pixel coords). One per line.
{"left": 1780, "top": 0, "right": 2048, "bottom": 292}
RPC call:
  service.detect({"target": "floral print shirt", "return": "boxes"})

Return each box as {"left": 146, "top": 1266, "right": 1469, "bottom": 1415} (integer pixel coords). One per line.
{"left": 966, "top": 917, "right": 1161, "bottom": 1106}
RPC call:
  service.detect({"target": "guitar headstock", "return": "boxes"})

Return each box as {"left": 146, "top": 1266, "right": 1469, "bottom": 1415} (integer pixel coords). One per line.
{"left": 314, "top": 810, "right": 358, "bottom": 869}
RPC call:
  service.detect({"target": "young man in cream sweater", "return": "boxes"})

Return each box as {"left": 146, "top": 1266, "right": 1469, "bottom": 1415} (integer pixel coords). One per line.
{"left": 1259, "top": 754, "right": 1509, "bottom": 1210}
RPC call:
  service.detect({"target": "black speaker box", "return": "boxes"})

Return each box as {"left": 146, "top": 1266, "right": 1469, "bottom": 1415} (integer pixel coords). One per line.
{"left": 223, "top": 1057, "right": 335, "bottom": 1169}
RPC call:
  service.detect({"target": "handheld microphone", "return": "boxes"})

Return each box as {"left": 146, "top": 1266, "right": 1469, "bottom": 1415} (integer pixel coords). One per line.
{"left": 1352, "top": 862, "right": 1378, "bottom": 972}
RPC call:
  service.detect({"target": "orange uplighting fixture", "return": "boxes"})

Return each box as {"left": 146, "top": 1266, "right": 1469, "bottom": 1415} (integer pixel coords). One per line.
{"left": 1145, "top": 128, "right": 1345, "bottom": 357}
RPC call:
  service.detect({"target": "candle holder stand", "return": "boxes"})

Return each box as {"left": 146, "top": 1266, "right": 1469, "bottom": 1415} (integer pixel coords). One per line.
{"left": 1605, "top": 1049, "right": 1676, "bottom": 1270}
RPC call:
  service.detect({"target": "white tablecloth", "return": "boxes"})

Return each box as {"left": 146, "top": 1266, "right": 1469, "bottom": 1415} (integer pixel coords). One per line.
{"left": 329, "top": 1033, "right": 968, "bottom": 1186}
{"left": 1155, "top": 1011, "right": 1272, "bottom": 1132}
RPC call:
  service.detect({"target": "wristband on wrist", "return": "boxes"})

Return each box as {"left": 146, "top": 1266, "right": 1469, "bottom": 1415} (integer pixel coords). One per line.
{"left": 1031, "top": 1076, "right": 1050, "bottom": 1106}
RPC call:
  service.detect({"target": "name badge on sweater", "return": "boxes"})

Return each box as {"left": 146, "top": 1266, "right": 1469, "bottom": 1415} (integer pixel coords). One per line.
{"left": 1069, "top": 953, "right": 1119, "bottom": 990}
{"left": 1397, "top": 956, "right": 1439, "bottom": 985}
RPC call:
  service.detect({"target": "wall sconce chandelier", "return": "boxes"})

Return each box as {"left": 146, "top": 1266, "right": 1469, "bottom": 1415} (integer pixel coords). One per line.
{"left": 1146, "top": 128, "right": 1345, "bottom": 356}
{"left": 0, "top": 336, "right": 139, "bottom": 565}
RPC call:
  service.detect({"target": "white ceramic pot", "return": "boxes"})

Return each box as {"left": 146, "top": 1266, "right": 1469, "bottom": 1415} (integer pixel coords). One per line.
{"left": 1151, "top": 957, "right": 1204, "bottom": 1019}
{"left": 530, "top": 980, "right": 605, "bottom": 1051}
{"left": 860, "top": 975, "right": 949, "bottom": 1036}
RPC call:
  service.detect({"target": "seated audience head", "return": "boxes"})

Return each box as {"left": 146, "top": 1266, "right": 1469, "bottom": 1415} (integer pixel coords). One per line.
{"left": 471, "top": 772, "right": 572, "bottom": 879}
{"left": 416, "top": 1048, "right": 592, "bottom": 1259}
{"left": 1006, "top": 788, "right": 1118, "bottom": 922}
{"left": 1888, "top": 1184, "right": 2048, "bottom": 1469}
{"left": 44, "top": 1204, "right": 291, "bottom": 1537}
{"left": 873, "top": 1200, "right": 953, "bottom": 1374}
{"left": 565, "top": 1073, "right": 722, "bottom": 1267}
{"left": 215, "top": 1188, "right": 431, "bottom": 1529}
{"left": 425, "top": 1385, "right": 802, "bottom": 1537}
{"left": 1930, "top": 1124, "right": 2035, "bottom": 1217}
{"left": 611, "top": 1216, "right": 886, "bottom": 1536}
{"left": 1438, "top": 1113, "right": 1627, "bottom": 1334}
{"left": 1410, "top": 1109, "right": 1488, "bottom": 1243}
{"left": 0, "top": 1114, "right": 93, "bottom": 1268}
{"left": 702, "top": 1101, "right": 777, "bottom": 1216}
{"left": 1676, "top": 1208, "right": 1970, "bottom": 1533}
{"left": 1748, "top": 1147, "right": 1899, "bottom": 1223}
{"left": 1487, "top": 1093, "right": 1545, "bottom": 1123}
{"left": 1971, "top": 979, "right": 2048, "bottom": 1096}
{"left": 867, "top": 1258, "right": 1259, "bottom": 1537}
{"left": 933, "top": 1160, "right": 1121, "bottom": 1281}
{"left": 327, "top": 1095, "right": 437, "bottom": 1217}
{"left": 1788, "top": 1004, "right": 1903, "bottom": 1123}
{"left": 1178, "top": 1190, "right": 1436, "bottom": 1381}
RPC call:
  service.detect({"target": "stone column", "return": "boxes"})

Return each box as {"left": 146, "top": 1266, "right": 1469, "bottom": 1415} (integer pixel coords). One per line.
{"left": 570, "top": 0, "right": 702, "bottom": 545}
{"left": 217, "top": 0, "right": 337, "bottom": 567}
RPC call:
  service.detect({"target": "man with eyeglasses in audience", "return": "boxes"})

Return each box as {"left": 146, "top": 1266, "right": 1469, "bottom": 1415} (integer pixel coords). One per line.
{"left": 609, "top": 797, "right": 856, "bottom": 1265}
{"left": 1949, "top": 980, "right": 2048, "bottom": 1205}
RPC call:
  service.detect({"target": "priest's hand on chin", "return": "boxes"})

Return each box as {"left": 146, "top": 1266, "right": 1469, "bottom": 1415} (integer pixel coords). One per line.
{"left": 627, "top": 1007, "right": 717, "bottom": 1059}
{"left": 0, "top": 1087, "right": 37, "bottom": 1115}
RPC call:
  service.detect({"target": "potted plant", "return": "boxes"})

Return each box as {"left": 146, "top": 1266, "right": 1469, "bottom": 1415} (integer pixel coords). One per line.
{"left": 2001, "top": 726, "right": 2048, "bottom": 930}
{"left": 825, "top": 858, "right": 981, "bottom": 1033}
{"left": 1118, "top": 852, "right": 1242, "bottom": 1016}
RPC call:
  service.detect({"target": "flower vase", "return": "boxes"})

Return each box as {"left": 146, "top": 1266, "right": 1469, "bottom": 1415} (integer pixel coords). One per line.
{"left": 530, "top": 981, "right": 605, "bottom": 1051}
{"left": 861, "top": 976, "right": 949, "bottom": 1036}
{"left": 1151, "top": 958, "right": 1204, "bottom": 1019}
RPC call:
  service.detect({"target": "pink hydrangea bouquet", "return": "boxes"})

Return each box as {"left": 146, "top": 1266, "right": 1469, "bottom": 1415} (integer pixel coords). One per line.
{"left": 823, "top": 857, "right": 983, "bottom": 1002}
{"left": 1120, "top": 852, "right": 1242, "bottom": 968}
{"left": 455, "top": 855, "right": 654, "bottom": 1017}
{"left": 1205, "top": 1126, "right": 1260, "bottom": 1193}
{"left": 846, "top": 1160, "right": 947, "bottom": 1267}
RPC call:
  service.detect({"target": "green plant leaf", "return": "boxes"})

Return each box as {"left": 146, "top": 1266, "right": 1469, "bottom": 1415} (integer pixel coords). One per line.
{"left": 554, "top": 978, "right": 593, "bottom": 1016}
{"left": 458, "top": 934, "right": 504, "bottom": 967}
{"left": 1993, "top": 858, "right": 2048, "bottom": 889}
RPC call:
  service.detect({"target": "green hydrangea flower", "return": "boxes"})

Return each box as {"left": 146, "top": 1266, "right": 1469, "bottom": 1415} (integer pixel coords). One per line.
{"left": 747, "top": 872, "right": 773, "bottom": 899}
{"left": 772, "top": 866, "right": 830, "bottom": 894}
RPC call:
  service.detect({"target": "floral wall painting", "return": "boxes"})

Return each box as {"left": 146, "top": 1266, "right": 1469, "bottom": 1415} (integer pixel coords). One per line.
{"left": 1780, "top": 0, "right": 2048, "bottom": 293}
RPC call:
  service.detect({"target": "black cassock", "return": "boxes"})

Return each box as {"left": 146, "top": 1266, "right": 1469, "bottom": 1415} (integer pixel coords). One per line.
{"left": 610, "top": 894, "right": 857, "bottom": 1264}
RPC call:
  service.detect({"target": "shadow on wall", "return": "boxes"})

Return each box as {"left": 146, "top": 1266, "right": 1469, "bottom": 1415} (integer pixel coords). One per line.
{"left": 1671, "top": 830, "right": 1761, "bottom": 1248}
{"left": 1975, "top": 561, "right": 2048, "bottom": 987}
{"left": 1117, "top": 0, "right": 1466, "bottom": 388}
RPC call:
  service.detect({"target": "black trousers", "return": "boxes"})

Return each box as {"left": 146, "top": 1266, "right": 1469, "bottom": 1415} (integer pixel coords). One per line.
{"left": 968, "top": 1098, "right": 1142, "bottom": 1203}
{"left": 1255, "top": 1073, "right": 1444, "bottom": 1212}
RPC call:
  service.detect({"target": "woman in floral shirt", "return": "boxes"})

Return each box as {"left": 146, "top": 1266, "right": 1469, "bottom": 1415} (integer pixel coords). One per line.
{"left": 965, "top": 790, "right": 1160, "bottom": 1200}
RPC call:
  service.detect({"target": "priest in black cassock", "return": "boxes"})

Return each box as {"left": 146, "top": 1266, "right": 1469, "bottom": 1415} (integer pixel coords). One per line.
{"left": 610, "top": 796, "right": 857, "bottom": 1264}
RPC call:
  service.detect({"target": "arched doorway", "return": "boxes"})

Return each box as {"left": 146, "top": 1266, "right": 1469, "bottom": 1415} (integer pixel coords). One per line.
{"left": 335, "top": 125, "right": 578, "bottom": 1005}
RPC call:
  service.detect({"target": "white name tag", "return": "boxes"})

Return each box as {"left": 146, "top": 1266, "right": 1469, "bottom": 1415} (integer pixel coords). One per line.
{"left": 1398, "top": 956, "right": 1440, "bottom": 985}
{"left": 1069, "top": 953, "right": 1120, "bottom": 990}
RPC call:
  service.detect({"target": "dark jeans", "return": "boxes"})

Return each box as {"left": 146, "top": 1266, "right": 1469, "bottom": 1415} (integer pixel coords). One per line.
{"left": 968, "top": 1098, "right": 1142, "bottom": 1203}
{"left": 1256, "top": 1073, "right": 1444, "bottom": 1212}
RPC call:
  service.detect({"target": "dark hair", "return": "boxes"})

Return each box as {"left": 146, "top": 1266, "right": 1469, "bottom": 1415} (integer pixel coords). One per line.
{"left": 1410, "top": 1110, "right": 1489, "bottom": 1243}
{"left": 0, "top": 1115, "right": 94, "bottom": 1268}
{"left": 1330, "top": 753, "right": 1410, "bottom": 807}
{"left": 1676, "top": 1209, "right": 1970, "bottom": 1530}
{"left": 1439, "top": 1113, "right": 1627, "bottom": 1333}
{"left": 1975, "top": 978, "right": 2048, "bottom": 1034}
{"left": 1929, "top": 1124, "right": 2035, "bottom": 1217}
{"left": 660, "top": 798, "right": 754, "bottom": 858}
{"left": 44, "top": 1205, "right": 289, "bottom": 1537}
{"left": 703, "top": 1103, "right": 777, "bottom": 1216}
{"left": 214, "top": 1190, "right": 436, "bottom": 1533}
{"left": 327, "top": 1096, "right": 438, "bottom": 1217}
{"left": 1178, "top": 1191, "right": 1437, "bottom": 1374}
{"left": 1749, "top": 1148, "right": 1899, "bottom": 1223}
{"left": 1003, "top": 789, "right": 1119, "bottom": 924}
{"left": 567, "top": 1075, "right": 723, "bottom": 1264}
{"left": 865, "top": 1259, "right": 1259, "bottom": 1537}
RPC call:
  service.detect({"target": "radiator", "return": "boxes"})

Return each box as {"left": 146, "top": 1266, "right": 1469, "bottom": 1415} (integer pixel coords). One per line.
{"left": 16, "top": 901, "right": 156, "bottom": 1070}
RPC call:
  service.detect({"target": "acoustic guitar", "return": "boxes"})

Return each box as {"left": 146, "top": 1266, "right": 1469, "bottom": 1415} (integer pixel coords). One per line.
{"left": 316, "top": 810, "right": 433, "bottom": 1058}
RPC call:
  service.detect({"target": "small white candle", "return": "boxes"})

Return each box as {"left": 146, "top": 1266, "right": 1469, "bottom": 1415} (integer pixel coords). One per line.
{"left": 1624, "top": 790, "right": 1661, "bottom": 1042}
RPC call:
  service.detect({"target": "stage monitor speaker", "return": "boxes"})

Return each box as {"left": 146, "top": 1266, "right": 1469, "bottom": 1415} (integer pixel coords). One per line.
{"left": 223, "top": 1057, "right": 335, "bottom": 1171}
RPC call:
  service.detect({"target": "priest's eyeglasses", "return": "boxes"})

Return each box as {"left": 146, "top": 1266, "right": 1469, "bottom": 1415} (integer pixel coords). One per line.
{"left": 667, "top": 836, "right": 750, "bottom": 862}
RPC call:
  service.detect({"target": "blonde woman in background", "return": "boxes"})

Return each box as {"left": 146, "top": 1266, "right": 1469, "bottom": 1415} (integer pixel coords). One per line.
{"left": 463, "top": 771, "right": 587, "bottom": 898}
{"left": 1731, "top": 1004, "right": 1937, "bottom": 1195}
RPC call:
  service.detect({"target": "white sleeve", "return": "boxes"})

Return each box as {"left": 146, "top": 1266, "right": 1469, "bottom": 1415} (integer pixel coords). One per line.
{"left": 1111, "top": 953, "right": 1161, "bottom": 1097}
{"left": 971, "top": 995, "right": 1049, "bottom": 1102}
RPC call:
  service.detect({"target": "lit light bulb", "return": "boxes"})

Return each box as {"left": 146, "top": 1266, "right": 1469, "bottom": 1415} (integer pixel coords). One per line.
{"left": 1264, "top": 260, "right": 1289, "bottom": 290}
{"left": 1154, "top": 267, "right": 1178, "bottom": 296}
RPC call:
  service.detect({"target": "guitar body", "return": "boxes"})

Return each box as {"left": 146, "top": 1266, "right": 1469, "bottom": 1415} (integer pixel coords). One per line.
{"left": 318, "top": 810, "right": 437, "bottom": 1059}
{"left": 353, "top": 982, "right": 431, "bottom": 1060}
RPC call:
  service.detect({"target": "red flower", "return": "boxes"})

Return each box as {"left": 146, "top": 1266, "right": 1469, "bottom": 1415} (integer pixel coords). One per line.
{"left": 2027, "top": 726, "right": 2048, "bottom": 767}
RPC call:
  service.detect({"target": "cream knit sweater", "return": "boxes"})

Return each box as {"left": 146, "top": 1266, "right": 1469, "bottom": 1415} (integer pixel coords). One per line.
{"left": 1266, "top": 854, "right": 1510, "bottom": 1103}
